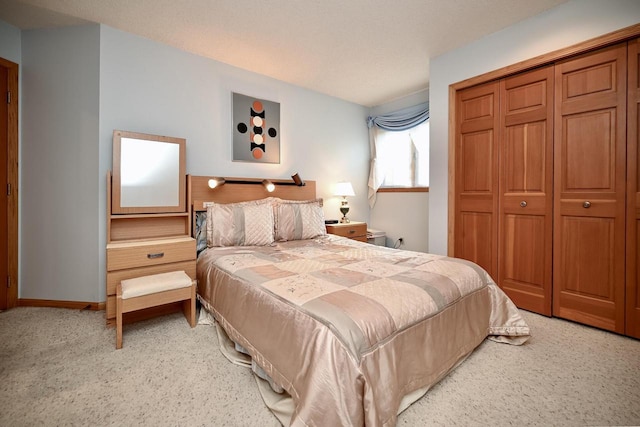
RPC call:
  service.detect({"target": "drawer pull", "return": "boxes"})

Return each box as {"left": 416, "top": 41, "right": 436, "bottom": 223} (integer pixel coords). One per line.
{"left": 349, "top": 230, "right": 355, "bottom": 234}
{"left": 520, "top": 201, "right": 527, "bottom": 208}
{"left": 147, "top": 252, "right": 165, "bottom": 259}
{"left": 583, "top": 201, "right": 591, "bottom": 208}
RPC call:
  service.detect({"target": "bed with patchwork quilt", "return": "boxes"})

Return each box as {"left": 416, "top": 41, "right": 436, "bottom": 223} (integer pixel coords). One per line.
{"left": 196, "top": 231, "right": 530, "bottom": 426}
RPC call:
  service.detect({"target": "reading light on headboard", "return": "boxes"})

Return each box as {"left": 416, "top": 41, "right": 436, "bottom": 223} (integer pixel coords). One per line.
{"left": 208, "top": 177, "right": 226, "bottom": 189}
{"left": 207, "top": 176, "right": 305, "bottom": 190}
{"left": 262, "top": 179, "right": 275, "bottom": 192}
{"left": 291, "top": 172, "right": 305, "bottom": 186}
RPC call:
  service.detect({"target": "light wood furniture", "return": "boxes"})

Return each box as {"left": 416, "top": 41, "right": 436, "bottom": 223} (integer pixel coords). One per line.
{"left": 451, "top": 30, "right": 640, "bottom": 338}
{"left": 111, "top": 130, "right": 186, "bottom": 215}
{"left": 106, "top": 236, "right": 196, "bottom": 325}
{"left": 106, "top": 131, "right": 195, "bottom": 327}
{"left": 116, "top": 270, "right": 195, "bottom": 349}
{"left": 326, "top": 221, "right": 367, "bottom": 242}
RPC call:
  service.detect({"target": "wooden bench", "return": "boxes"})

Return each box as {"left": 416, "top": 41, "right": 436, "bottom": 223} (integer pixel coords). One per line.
{"left": 116, "top": 270, "right": 196, "bottom": 349}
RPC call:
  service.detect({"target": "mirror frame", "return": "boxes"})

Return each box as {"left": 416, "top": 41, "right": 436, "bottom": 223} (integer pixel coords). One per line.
{"left": 112, "top": 130, "right": 186, "bottom": 214}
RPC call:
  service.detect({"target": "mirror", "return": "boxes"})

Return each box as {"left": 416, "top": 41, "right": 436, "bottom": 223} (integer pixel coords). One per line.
{"left": 112, "top": 130, "right": 186, "bottom": 214}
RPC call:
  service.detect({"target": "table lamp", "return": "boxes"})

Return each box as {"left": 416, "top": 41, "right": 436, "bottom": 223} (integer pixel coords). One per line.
{"left": 334, "top": 182, "right": 355, "bottom": 223}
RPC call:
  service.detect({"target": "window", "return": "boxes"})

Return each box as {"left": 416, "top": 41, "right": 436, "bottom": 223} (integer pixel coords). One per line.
{"left": 377, "top": 120, "right": 429, "bottom": 189}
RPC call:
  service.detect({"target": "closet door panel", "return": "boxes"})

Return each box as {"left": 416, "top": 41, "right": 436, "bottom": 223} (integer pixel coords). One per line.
{"left": 499, "top": 66, "right": 553, "bottom": 315}
{"left": 554, "top": 43, "right": 626, "bottom": 333}
{"left": 455, "top": 82, "right": 499, "bottom": 278}
{"left": 459, "top": 212, "right": 493, "bottom": 271}
{"left": 627, "top": 38, "right": 640, "bottom": 339}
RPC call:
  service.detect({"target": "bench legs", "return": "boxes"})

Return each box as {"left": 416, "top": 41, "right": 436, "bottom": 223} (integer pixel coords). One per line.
{"left": 116, "top": 283, "right": 124, "bottom": 350}
{"left": 116, "top": 281, "right": 196, "bottom": 350}
{"left": 183, "top": 282, "right": 196, "bottom": 327}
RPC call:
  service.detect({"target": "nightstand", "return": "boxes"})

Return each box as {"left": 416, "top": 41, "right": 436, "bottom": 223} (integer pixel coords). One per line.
{"left": 325, "top": 221, "right": 367, "bottom": 242}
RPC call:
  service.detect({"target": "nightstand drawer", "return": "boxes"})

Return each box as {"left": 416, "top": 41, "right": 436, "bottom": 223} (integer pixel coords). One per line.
{"left": 107, "top": 237, "right": 195, "bottom": 271}
{"left": 326, "top": 222, "right": 367, "bottom": 239}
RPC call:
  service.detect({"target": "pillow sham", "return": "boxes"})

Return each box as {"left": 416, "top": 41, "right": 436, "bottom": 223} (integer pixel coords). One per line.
{"left": 274, "top": 198, "right": 326, "bottom": 241}
{"left": 206, "top": 198, "right": 275, "bottom": 247}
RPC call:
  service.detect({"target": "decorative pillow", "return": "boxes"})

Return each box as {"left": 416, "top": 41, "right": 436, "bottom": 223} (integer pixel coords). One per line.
{"left": 206, "top": 198, "right": 275, "bottom": 247}
{"left": 274, "top": 198, "right": 326, "bottom": 241}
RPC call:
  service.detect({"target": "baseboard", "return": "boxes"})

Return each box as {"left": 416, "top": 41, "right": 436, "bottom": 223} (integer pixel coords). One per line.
{"left": 18, "top": 299, "right": 106, "bottom": 311}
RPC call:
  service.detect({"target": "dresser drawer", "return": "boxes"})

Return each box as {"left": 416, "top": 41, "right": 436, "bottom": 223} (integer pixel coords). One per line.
{"left": 107, "top": 237, "right": 195, "bottom": 271}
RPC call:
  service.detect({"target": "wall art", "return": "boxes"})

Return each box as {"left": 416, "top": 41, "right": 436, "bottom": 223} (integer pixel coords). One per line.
{"left": 232, "top": 92, "right": 280, "bottom": 163}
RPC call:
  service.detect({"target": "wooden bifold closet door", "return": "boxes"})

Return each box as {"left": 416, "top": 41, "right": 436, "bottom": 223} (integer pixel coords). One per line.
{"left": 553, "top": 43, "right": 627, "bottom": 334}
{"left": 454, "top": 67, "right": 554, "bottom": 315}
{"left": 454, "top": 82, "right": 500, "bottom": 280}
{"left": 498, "top": 67, "right": 554, "bottom": 316}
{"left": 454, "top": 36, "right": 640, "bottom": 338}
{"left": 627, "top": 38, "right": 640, "bottom": 339}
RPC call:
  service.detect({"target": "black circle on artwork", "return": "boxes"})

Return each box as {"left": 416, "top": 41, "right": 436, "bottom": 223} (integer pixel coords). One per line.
{"left": 253, "top": 126, "right": 263, "bottom": 135}
{"left": 268, "top": 128, "right": 277, "bottom": 138}
{"left": 237, "top": 123, "right": 248, "bottom": 133}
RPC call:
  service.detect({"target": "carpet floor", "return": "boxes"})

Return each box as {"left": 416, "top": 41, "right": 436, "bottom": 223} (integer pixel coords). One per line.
{"left": 0, "top": 307, "right": 638, "bottom": 426}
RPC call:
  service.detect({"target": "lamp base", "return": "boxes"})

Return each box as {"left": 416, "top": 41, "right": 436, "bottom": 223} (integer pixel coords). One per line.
{"left": 339, "top": 204, "right": 350, "bottom": 223}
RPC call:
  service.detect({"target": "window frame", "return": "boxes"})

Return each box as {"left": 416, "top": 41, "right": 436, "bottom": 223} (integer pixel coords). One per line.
{"left": 375, "top": 119, "right": 429, "bottom": 192}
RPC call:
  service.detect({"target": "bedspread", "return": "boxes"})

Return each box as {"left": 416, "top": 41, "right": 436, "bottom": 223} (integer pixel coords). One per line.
{"left": 197, "top": 235, "right": 530, "bottom": 426}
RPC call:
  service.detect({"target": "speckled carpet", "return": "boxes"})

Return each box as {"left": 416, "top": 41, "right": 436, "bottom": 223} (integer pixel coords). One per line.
{"left": 0, "top": 307, "right": 638, "bottom": 426}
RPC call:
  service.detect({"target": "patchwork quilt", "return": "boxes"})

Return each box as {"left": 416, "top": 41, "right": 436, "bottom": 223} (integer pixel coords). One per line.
{"left": 197, "top": 235, "right": 529, "bottom": 426}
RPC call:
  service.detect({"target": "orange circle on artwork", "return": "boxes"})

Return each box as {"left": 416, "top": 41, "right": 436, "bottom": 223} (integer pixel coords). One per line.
{"left": 253, "top": 100, "right": 263, "bottom": 112}
{"left": 252, "top": 149, "right": 263, "bottom": 159}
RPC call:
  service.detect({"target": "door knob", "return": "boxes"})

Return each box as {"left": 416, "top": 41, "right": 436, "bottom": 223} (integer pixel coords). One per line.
{"left": 583, "top": 201, "right": 591, "bottom": 208}
{"left": 520, "top": 201, "right": 527, "bottom": 207}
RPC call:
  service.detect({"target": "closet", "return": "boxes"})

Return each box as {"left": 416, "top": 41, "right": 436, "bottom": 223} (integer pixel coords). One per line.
{"left": 453, "top": 34, "right": 639, "bottom": 338}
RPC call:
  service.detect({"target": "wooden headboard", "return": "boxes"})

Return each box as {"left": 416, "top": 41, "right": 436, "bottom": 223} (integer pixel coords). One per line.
{"left": 188, "top": 175, "right": 317, "bottom": 212}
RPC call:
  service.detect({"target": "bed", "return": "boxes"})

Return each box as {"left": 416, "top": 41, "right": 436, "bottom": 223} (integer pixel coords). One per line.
{"left": 189, "top": 176, "right": 530, "bottom": 427}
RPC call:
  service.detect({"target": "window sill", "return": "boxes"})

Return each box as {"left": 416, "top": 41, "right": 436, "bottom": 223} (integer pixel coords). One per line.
{"left": 377, "top": 187, "right": 429, "bottom": 193}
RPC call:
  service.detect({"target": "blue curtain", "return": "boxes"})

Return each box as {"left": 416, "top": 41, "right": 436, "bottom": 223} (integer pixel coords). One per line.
{"left": 366, "top": 102, "right": 429, "bottom": 207}
{"left": 367, "top": 102, "right": 429, "bottom": 131}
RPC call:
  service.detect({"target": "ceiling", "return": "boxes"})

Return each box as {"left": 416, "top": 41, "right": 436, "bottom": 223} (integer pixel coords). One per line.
{"left": 0, "top": 0, "right": 568, "bottom": 106}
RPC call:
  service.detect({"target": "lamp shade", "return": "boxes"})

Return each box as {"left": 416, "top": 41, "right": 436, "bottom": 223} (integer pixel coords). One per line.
{"left": 334, "top": 182, "right": 355, "bottom": 197}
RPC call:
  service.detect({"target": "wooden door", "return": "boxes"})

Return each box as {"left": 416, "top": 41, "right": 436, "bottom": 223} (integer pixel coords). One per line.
{"left": 627, "top": 38, "right": 640, "bottom": 339}
{"left": 0, "top": 64, "right": 6, "bottom": 309}
{"left": 454, "top": 81, "right": 499, "bottom": 279}
{"left": 498, "top": 66, "right": 554, "bottom": 315}
{"left": 553, "top": 43, "right": 627, "bottom": 333}
{"left": 0, "top": 57, "right": 18, "bottom": 310}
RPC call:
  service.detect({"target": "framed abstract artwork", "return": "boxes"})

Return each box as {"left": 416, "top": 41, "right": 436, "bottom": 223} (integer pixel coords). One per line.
{"left": 232, "top": 92, "right": 281, "bottom": 163}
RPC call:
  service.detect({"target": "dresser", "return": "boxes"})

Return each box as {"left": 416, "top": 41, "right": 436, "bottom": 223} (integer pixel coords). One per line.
{"left": 106, "top": 131, "right": 196, "bottom": 326}
{"left": 325, "top": 221, "right": 367, "bottom": 242}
